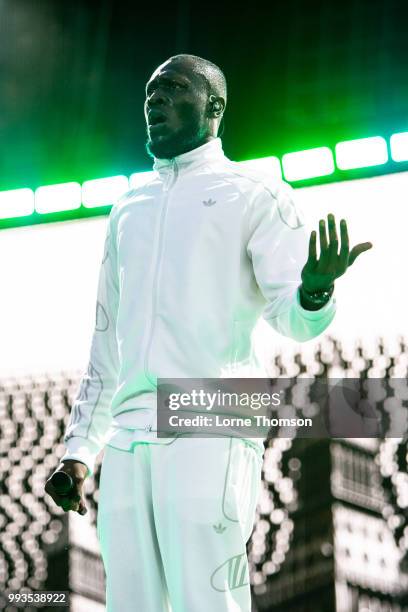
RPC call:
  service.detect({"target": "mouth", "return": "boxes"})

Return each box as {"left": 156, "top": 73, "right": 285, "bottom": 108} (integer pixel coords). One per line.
{"left": 148, "top": 110, "right": 168, "bottom": 130}
{"left": 148, "top": 120, "right": 168, "bottom": 132}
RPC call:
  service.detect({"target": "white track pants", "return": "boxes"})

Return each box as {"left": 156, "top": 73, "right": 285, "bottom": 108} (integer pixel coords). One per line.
{"left": 96, "top": 436, "right": 264, "bottom": 612}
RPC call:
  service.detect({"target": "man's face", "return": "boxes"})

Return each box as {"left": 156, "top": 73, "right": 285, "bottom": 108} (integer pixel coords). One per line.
{"left": 144, "top": 60, "right": 210, "bottom": 159}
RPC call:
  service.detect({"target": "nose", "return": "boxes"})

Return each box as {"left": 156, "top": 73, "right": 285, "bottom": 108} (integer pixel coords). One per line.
{"left": 145, "top": 92, "right": 168, "bottom": 123}
{"left": 146, "top": 88, "right": 168, "bottom": 110}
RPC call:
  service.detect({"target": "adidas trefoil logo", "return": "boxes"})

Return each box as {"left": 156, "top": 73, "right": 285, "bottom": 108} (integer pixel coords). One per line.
{"left": 213, "top": 522, "right": 226, "bottom": 534}
{"left": 203, "top": 198, "right": 216, "bottom": 206}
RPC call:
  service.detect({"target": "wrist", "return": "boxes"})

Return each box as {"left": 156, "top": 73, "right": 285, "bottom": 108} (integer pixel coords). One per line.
{"left": 299, "top": 283, "right": 334, "bottom": 311}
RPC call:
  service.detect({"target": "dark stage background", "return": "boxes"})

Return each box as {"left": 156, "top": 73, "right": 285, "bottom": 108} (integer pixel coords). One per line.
{"left": 0, "top": 0, "right": 407, "bottom": 191}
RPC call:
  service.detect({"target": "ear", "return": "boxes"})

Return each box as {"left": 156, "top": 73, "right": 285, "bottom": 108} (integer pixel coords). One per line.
{"left": 208, "top": 95, "right": 224, "bottom": 118}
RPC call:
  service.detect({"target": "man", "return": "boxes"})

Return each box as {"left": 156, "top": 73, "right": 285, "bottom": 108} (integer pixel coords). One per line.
{"left": 45, "top": 54, "right": 372, "bottom": 611}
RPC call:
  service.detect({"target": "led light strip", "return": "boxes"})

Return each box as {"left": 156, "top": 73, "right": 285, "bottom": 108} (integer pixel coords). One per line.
{"left": 0, "top": 132, "right": 407, "bottom": 224}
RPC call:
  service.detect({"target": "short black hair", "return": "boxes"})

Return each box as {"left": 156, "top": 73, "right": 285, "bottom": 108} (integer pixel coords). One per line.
{"left": 167, "top": 53, "right": 227, "bottom": 109}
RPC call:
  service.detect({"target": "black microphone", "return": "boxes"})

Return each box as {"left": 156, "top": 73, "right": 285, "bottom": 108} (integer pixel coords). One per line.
{"left": 50, "top": 471, "right": 74, "bottom": 496}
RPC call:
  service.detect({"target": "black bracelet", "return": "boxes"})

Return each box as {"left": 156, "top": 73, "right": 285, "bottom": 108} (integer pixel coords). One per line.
{"left": 299, "top": 284, "right": 334, "bottom": 308}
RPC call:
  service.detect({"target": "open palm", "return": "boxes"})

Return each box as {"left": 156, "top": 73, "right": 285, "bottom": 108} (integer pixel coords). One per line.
{"left": 301, "top": 213, "right": 373, "bottom": 293}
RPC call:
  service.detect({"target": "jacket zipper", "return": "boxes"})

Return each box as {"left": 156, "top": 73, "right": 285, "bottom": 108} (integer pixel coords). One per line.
{"left": 143, "top": 158, "right": 179, "bottom": 385}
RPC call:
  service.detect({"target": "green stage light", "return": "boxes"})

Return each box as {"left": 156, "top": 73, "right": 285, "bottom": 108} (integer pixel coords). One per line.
{"left": 335, "top": 136, "right": 388, "bottom": 169}
{"left": 390, "top": 132, "right": 408, "bottom": 162}
{"left": 129, "top": 171, "right": 158, "bottom": 189}
{"left": 82, "top": 175, "right": 129, "bottom": 208}
{"left": 35, "top": 182, "right": 81, "bottom": 214}
{"left": 282, "top": 147, "right": 334, "bottom": 181}
{"left": 238, "top": 156, "right": 282, "bottom": 180}
{"left": 0, "top": 188, "right": 34, "bottom": 219}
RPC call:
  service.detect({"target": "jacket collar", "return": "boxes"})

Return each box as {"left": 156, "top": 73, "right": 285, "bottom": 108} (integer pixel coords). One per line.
{"left": 152, "top": 137, "right": 226, "bottom": 177}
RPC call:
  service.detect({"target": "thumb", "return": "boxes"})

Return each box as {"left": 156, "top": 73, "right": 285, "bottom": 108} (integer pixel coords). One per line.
{"left": 70, "top": 483, "right": 88, "bottom": 515}
{"left": 349, "top": 242, "right": 373, "bottom": 266}
{"left": 77, "top": 498, "right": 88, "bottom": 515}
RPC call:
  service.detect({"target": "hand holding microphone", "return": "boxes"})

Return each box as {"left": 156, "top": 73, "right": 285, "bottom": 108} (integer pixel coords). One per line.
{"left": 45, "top": 460, "right": 89, "bottom": 515}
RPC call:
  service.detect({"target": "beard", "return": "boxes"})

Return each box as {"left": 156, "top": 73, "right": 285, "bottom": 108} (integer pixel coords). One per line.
{"left": 145, "top": 122, "right": 208, "bottom": 160}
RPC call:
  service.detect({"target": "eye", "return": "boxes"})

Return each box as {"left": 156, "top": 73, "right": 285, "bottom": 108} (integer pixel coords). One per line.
{"left": 146, "top": 80, "right": 183, "bottom": 97}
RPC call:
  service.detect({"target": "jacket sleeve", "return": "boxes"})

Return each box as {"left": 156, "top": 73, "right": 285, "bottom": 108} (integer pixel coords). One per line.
{"left": 246, "top": 179, "right": 336, "bottom": 342}
{"left": 60, "top": 207, "right": 120, "bottom": 477}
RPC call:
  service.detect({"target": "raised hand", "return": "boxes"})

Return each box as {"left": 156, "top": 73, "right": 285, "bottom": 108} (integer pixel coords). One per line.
{"left": 301, "top": 213, "right": 372, "bottom": 293}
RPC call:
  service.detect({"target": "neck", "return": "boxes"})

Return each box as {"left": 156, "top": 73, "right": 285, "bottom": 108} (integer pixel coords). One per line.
{"left": 167, "top": 134, "right": 217, "bottom": 159}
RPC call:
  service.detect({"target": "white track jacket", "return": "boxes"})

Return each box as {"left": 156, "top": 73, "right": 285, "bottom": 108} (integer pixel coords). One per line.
{"left": 61, "top": 137, "right": 336, "bottom": 476}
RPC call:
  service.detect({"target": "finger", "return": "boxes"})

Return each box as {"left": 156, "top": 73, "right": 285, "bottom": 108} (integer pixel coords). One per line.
{"left": 69, "top": 496, "right": 80, "bottom": 511}
{"left": 66, "top": 486, "right": 87, "bottom": 515}
{"left": 77, "top": 500, "right": 88, "bottom": 515}
{"left": 348, "top": 242, "right": 373, "bottom": 266}
{"left": 318, "top": 218, "right": 329, "bottom": 268}
{"left": 327, "top": 213, "right": 337, "bottom": 244}
{"left": 318, "top": 219, "right": 328, "bottom": 253}
{"left": 307, "top": 230, "right": 317, "bottom": 266}
{"left": 327, "top": 213, "right": 339, "bottom": 267}
{"left": 61, "top": 491, "right": 83, "bottom": 512}
{"left": 61, "top": 499, "right": 72, "bottom": 512}
{"left": 62, "top": 494, "right": 84, "bottom": 513}
{"left": 338, "top": 219, "right": 350, "bottom": 270}
{"left": 68, "top": 490, "right": 81, "bottom": 513}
